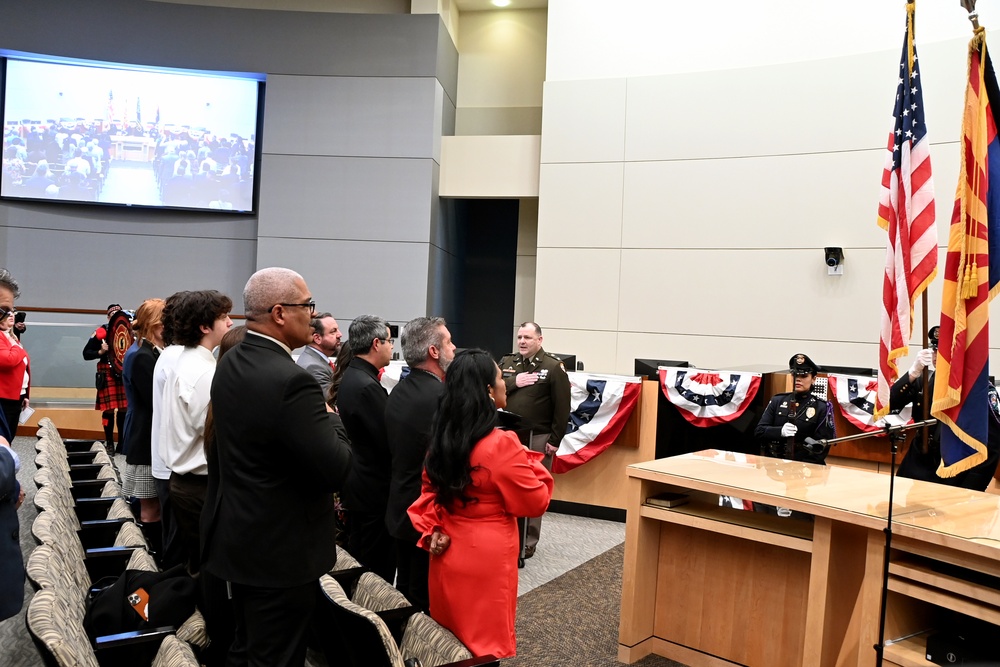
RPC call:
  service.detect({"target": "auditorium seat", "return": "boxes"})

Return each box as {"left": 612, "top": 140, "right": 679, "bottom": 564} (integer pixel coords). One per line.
{"left": 314, "top": 575, "right": 498, "bottom": 667}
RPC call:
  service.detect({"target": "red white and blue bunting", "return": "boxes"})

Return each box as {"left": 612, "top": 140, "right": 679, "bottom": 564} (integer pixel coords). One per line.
{"left": 553, "top": 372, "right": 643, "bottom": 474}
{"left": 658, "top": 367, "right": 762, "bottom": 427}
{"left": 827, "top": 374, "right": 912, "bottom": 432}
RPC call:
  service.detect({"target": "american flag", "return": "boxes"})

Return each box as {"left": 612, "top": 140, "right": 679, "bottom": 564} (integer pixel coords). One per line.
{"left": 874, "top": 19, "right": 937, "bottom": 420}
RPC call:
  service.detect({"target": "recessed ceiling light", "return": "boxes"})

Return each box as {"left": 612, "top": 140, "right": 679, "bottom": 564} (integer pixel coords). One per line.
{"left": 492, "top": 0, "right": 512, "bottom": 6}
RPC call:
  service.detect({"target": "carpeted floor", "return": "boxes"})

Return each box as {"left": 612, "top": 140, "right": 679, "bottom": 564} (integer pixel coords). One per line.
{"left": 506, "top": 543, "right": 686, "bottom": 667}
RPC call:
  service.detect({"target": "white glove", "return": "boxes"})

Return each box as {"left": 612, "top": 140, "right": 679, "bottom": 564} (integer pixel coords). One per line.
{"left": 908, "top": 348, "right": 935, "bottom": 379}
{"left": 780, "top": 423, "right": 798, "bottom": 438}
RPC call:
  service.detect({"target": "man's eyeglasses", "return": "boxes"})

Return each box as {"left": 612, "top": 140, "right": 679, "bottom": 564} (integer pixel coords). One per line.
{"left": 267, "top": 301, "right": 316, "bottom": 314}
{"left": 0, "top": 308, "right": 15, "bottom": 319}
{"left": 378, "top": 336, "right": 394, "bottom": 345}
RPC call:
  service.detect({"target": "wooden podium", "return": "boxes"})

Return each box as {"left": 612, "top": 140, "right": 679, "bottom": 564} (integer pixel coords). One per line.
{"left": 618, "top": 451, "right": 1000, "bottom": 667}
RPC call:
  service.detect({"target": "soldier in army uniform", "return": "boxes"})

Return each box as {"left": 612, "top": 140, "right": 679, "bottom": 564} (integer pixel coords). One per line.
{"left": 499, "top": 322, "right": 571, "bottom": 559}
{"left": 890, "top": 326, "right": 1000, "bottom": 491}
{"left": 754, "top": 354, "right": 834, "bottom": 465}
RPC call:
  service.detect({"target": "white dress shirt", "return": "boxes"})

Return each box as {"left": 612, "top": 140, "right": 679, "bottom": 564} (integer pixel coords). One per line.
{"left": 151, "top": 345, "right": 183, "bottom": 481}
{"left": 156, "top": 345, "right": 216, "bottom": 476}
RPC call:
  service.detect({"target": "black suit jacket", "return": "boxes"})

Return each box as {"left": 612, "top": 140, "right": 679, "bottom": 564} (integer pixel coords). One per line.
{"left": 122, "top": 341, "right": 158, "bottom": 466}
{"left": 337, "top": 357, "right": 390, "bottom": 514}
{"left": 384, "top": 369, "right": 443, "bottom": 541}
{"left": 200, "top": 333, "right": 352, "bottom": 588}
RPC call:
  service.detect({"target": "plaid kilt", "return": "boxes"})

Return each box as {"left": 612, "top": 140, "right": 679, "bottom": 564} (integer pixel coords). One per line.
{"left": 95, "top": 361, "right": 128, "bottom": 411}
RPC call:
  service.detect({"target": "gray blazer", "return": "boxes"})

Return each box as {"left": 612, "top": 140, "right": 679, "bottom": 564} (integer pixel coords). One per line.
{"left": 296, "top": 345, "right": 334, "bottom": 395}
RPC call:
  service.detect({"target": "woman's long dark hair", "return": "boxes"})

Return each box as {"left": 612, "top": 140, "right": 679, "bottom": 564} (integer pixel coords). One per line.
{"left": 424, "top": 348, "right": 499, "bottom": 509}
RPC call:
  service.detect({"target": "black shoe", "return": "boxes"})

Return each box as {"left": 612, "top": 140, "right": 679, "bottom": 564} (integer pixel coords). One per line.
{"left": 523, "top": 546, "right": 535, "bottom": 559}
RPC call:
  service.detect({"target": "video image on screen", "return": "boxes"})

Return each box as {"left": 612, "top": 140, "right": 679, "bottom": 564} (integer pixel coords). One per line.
{"left": 1, "top": 55, "right": 263, "bottom": 213}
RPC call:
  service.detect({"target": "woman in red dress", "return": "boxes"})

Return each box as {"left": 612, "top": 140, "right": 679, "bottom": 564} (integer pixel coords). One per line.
{"left": 408, "top": 348, "right": 553, "bottom": 659}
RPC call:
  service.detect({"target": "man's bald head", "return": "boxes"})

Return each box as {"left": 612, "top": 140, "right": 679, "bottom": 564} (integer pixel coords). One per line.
{"left": 244, "top": 267, "right": 303, "bottom": 321}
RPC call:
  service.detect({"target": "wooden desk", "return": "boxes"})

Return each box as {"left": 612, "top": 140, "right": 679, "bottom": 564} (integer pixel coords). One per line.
{"left": 618, "top": 451, "right": 1000, "bottom": 667}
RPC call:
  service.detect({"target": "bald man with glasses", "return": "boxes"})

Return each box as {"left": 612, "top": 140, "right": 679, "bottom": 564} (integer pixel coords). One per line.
{"left": 201, "top": 268, "right": 351, "bottom": 666}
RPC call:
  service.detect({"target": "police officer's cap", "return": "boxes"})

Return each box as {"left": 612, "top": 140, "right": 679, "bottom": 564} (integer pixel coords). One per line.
{"left": 788, "top": 353, "right": 820, "bottom": 376}
{"left": 928, "top": 325, "right": 940, "bottom": 350}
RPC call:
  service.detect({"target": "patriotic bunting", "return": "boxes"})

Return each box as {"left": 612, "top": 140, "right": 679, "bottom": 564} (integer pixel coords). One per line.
{"left": 552, "top": 372, "right": 642, "bottom": 474}
{"left": 658, "top": 367, "right": 761, "bottom": 427}
{"left": 828, "top": 374, "right": 912, "bottom": 433}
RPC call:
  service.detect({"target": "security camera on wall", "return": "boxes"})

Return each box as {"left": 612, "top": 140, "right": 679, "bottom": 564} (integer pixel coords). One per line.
{"left": 824, "top": 247, "right": 844, "bottom": 276}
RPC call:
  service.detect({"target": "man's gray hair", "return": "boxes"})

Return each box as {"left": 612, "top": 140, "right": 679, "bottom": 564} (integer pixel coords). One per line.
{"left": 0, "top": 268, "right": 20, "bottom": 299}
{"left": 310, "top": 312, "right": 334, "bottom": 337}
{"left": 243, "top": 267, "right": 302, "bottom": 320}
{"left": 348, "top": 315, "right": 389, "bottom": 355}
{"left": 400, "top": 316, "right": 447, "bottom": 367}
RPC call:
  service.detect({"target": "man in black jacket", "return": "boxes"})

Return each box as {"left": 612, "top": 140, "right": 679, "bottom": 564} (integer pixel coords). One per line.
{"left": 384, "top": 316, "right": 455, "bottom": 608}
{"left": 338, "top": 314, "right": 395, "bottom": 582}
{"left": 200, "top": 267, "right": 352, "bottom": 667}
{"left": 891, "top": 326, "right": 1000, "bottom": 491}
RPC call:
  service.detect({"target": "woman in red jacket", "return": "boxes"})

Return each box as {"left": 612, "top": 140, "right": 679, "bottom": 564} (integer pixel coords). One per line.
{"left": 0, "top": 307, "right": 28, "bottom": 439}
{"left": 408, "top": 349, "right": 553, "bottom": 658}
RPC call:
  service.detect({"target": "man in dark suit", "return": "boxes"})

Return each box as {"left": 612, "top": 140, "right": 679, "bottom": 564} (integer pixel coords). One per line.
{"left": 337, "top": 314, "right": 395, "bottom": 581}
{"left": 384, "top": 316, "right": 455, "bottom": 609}
{"left": 200, "top": 267, "right": 352, "bottom": 667}
{"left": 295, "top": 312, "right": 341, "bottom": 395}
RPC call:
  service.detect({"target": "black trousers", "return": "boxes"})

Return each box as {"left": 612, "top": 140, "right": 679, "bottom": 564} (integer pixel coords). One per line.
{"left": 227, "top": 579, "right": 318, "bottom": 667}
{"left": 154, "top": 476, "right": 183, "bottom": 569}
{"left": 168, "top": 472, "right": 207, "bottom": 574}
{"left": 347, "top": 510, "right": 396, "bottom": 583}
{"left": 200, "top": 569, "right": 237, "bottom": 667}
{"left": 394, "top": 537, "right": 429, "bottom": 611}
{"left": 0, "top": 397, "right": 21, "bottom": 440}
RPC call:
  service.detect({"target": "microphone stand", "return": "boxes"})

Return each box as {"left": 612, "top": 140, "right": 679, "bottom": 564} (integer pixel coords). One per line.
{"left": 807, "top": 417, "right": 938, "bottom": 667}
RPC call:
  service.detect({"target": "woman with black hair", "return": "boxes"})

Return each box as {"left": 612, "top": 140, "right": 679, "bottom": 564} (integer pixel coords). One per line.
{"left": 408, "top": 348, "right": 552, "bottom": 658}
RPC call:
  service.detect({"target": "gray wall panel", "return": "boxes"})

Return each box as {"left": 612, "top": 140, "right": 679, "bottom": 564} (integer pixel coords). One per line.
{"left": 0, "top": 0, "right": 447, "bottom": 80}
{"left": 3, "top": 227, "right": 254, "bottom": 310}
{"left": 0, "top": 201, "right": 258, "bottom": 240}
{"left": 436, "top": 19, "right": 460, "bottom": 108}
{"left": 255, "top": 237, "right": 431, "bottom": 324}
{"left": 258, "top": 155, "right": 434, "bottom": 242}
{"left": 0, "top": 0, "right": 453, "bottom": 321}
{"left": 263, "top": 76, "right": 439, "bottom": 158}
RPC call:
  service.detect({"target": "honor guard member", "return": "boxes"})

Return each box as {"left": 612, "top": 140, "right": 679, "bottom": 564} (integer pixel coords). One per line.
{"left": 500, "top": 322, "right": 571, "bottom": 559}
{"left": 754, "top": 354, "right": 834, "bottom": 464}
{"left": 890, "top": 326, "right": 1000, "bottom": 491}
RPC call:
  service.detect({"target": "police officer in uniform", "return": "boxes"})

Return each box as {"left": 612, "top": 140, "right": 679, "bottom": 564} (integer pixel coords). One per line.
{"left": 500, "top": 322, "right": 571, "bottom": 559}
{"left": 890, "top": 326, "right": 1000, "bottom": 491}
{"left": 754, "top": 354, "right": 834, "bottom": 464}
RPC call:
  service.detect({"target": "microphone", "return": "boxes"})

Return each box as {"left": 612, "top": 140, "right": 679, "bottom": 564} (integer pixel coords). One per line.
{"left": 95, "top": 327, "right": 106, "bottom": 340}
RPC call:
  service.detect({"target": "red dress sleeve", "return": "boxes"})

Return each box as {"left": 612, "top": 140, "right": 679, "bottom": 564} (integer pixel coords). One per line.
{"left": 407, "top": 469, "right": 447, "bottom": 551}
{"left": 488, "top": 430, "right": 553, "bottom": 518}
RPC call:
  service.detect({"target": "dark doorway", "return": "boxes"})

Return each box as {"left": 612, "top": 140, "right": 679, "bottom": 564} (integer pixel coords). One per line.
{"left": 449, "top": 198, "right": 519, "bottom": 359}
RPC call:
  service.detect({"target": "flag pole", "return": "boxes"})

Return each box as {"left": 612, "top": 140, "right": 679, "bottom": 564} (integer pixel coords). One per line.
{"left": 961, "top": 0, "right": 980, "bottom": 31}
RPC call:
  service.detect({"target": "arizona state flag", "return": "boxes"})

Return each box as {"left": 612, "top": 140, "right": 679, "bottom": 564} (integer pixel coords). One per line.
{"left": 931, "top": 29, "right": 1000, "bottom": 477}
